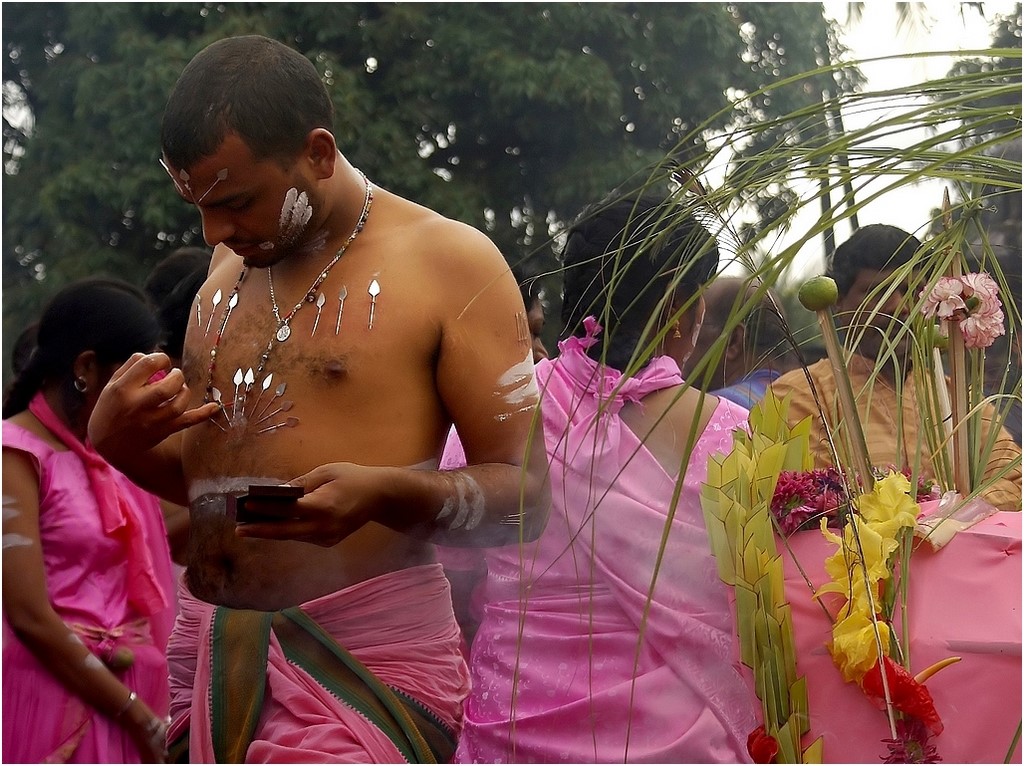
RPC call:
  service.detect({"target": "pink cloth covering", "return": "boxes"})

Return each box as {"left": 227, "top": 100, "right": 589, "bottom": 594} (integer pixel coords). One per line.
{"left": 451, "top": 337, "right": 759, "bottom": 763}
{"left": 29, "top": 391, "right": 169, "bottom": 617}
{"left": 781, "top": 512, "right": 1022, "bottom": 763}
{"left": 2, "top": 420, "right": 176, "bottom": 764}
{"left": 167, "top": 563, "right": 470, "bottom": 763}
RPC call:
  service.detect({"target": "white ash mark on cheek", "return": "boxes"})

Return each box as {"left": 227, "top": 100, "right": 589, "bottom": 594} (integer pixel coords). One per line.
{"left": 279, "top": 188, "right": 314, "bottom": 246}
{"left": 2, "top": 533, "right": 32, "bottom": 550}
{"left": 69, "top": 633, "right": 85, "bottom": 646}
{"left": 279, "top": 188, "right": 298, "bottom": 231}
{"left": 258, "top": 241, "right": 275, "bottom": 251}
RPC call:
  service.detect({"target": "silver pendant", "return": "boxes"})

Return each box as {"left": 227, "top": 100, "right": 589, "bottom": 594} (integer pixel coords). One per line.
{"left": 276, "top": 323, "right": 292, "bottom": 342}
{"left": 311, "top": 292, "right": 326, "bottom": 336}
{"left": 205, "top": 289, "right": 222, "bottom": 335}
{"left": 335, "top": 285, "right": 348, "bottom": 334}
{"left": 367, "top": 279, "right": 381, "bottom": 330}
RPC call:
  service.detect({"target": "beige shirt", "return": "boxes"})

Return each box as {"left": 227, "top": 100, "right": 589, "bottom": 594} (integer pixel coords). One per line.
{"left": 770, "top": 355, "right": 1022, "bottom": 511}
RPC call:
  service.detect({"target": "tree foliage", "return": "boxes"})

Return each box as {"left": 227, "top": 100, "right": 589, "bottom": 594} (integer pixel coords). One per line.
{"left": 3, "top": 1, "right": 847, "bottom": 370}
{"left": 942, "top": 1, "right": 1022, "bottom": 144}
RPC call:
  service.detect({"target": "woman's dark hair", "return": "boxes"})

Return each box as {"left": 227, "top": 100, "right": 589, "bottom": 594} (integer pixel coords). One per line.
{"left": 161, "top": 35, "right": 335, "bottom": 170}
{"left": 156, "top": 268, "right": 207, "bottom": 364}
{"left": 144, "top": 247, "right": 211, "bottom": 363}
{"left": 3, "top": 278, "right": 161, "bottom": 418}
{"left": 143, "top": 247, "right": 211, "bottom": 306}
{"left": 10, "top": 321, "right": 39, "bottom": 378}
{"left": 560, "top": 189, "right": 719, "bottom": 371}
{"left": 512, "top": 263, "right": 544, "bottom": 313}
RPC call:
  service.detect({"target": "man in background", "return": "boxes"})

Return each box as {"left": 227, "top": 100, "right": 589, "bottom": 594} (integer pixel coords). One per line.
{"left": 682, "top": 276, "right": 799, "bottom": 408}
{"left": 769, "top": 223, "right": 1021, "bottom": 510}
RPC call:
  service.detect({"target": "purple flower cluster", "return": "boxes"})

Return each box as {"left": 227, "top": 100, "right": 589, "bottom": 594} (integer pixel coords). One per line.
{"left": 882, "top": 718, "right": 942, "bottom": 763}
{"left": 770, "top": 465, "right": 940, "bottom": 535}
{"left": 770, "top": 468, "right": 848, "bottom": 534}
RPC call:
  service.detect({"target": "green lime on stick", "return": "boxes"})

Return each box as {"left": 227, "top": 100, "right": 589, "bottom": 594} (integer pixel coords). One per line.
{"left": 798, "top": 276, "right": 839, "bottom": 312}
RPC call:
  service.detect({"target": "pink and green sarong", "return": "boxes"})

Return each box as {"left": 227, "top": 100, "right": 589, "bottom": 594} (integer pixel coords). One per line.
{"left": 167, "top": 563, "right": 469, "bottom": 763}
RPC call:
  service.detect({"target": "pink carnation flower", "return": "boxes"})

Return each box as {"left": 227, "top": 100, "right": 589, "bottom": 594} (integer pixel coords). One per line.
{"left": 921, "top": 272, "right": 1005, "bottom": 349}
{"left": 961, "top": 307, "right": 1005, "bottom": 349}
{"left": 920, "top": 277, "right": 966, "bottom": 320}
{"left": 960, "top": 272, "right": 1000, "bottom": 308}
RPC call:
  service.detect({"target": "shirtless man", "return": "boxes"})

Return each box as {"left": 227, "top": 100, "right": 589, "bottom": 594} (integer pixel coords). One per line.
{"left": 88, "top": 35, "right": 549, "bottom": 763}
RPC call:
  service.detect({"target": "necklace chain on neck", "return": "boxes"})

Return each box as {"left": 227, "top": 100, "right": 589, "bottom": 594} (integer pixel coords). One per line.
{"left": 203, "top": 170, "right": 373, "bottom": 411}
{"left": 268, "top": 171, "right": 373, "bottom": 342}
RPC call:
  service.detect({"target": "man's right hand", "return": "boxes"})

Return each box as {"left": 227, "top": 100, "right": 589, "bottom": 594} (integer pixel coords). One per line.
{"left": 88, "top": 352, "right": 218, "bottom": 465}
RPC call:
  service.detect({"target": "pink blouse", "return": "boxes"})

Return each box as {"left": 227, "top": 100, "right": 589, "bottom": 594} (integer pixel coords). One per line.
{"left": 451, "top": 335, "right": 758, "bottom": 763}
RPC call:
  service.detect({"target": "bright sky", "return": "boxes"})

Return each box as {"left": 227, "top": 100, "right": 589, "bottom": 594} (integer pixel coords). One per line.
{"left": 766, "top": 0, "right": 1018, "bottom": 281}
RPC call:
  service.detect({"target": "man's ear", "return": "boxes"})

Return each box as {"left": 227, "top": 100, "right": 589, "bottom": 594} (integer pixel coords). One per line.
{"left": 305, "top": 128, "right": 338, "bottom": 179}
{"left": 725, "top": 322, "right": 746, "bottom": 362}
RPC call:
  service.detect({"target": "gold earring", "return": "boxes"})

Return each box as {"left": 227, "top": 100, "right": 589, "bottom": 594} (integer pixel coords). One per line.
{"left": 672, "top": 323, "right": 682, "bottom": 339}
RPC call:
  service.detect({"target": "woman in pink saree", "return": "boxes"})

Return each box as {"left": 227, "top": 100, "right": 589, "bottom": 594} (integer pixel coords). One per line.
{"left": 3, "top": 279, "right": 176, "bottom": 763}
{"left": 447, "top": 191, "right": 759, "bottom": 762}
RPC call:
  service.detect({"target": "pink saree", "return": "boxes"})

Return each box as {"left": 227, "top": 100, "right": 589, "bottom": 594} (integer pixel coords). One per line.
{"left": 2, "top": 421, "right": 176, "bottom": 764}
{"left": 453, "top": 334, "right": 759, "bottom": 763}
{"left": 166, "top": 563, "right": 469, "bottom": 763}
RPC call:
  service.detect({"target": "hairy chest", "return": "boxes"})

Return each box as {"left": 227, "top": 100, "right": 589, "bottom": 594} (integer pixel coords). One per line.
{"left": 178, "top": 263, "right": 444, "bottom": 475}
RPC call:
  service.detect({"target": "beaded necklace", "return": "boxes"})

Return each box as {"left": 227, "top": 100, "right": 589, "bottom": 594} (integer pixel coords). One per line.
{"left": 268, "top": 172, "right": 372, "bottom": 342}
{"left": 202, "top": 172, "right": 374, "bottom": 429}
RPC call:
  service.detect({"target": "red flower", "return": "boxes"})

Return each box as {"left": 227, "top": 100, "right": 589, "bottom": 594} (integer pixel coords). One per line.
{"left": 747, "top": 725, "right": 780, "bottom": 763}
{"left": 772, "top": 471, "right": 816, "bottom": 514}
{"left": 861, "top": 656, "right": 944, "bottom": 735}
{"left": 771, "top": 468, "right": 849, "bottom": 533}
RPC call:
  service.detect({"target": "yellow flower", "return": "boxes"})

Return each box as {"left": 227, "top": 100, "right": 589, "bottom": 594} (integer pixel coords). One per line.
{"left": 816, "top": 519, "right": 890, "bottom": 604}
{"left": 829, "top": 608, "right": 890, "bottom": 683}
{"left": 857, "top": 472, "right": 919, "bottom": 531}
{"left": 816, "top": 574, "right": 876, "bottom": 616}
{"left": 843, "top": 520, "right": 892, "bottom": 581}
{"left": 817, "top": 473, "right": 920, "bottom": 687}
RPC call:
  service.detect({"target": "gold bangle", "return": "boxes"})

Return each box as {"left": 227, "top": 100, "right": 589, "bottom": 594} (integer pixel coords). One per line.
{"left": 114, "top": 690, "right": 137, "bottom": 719}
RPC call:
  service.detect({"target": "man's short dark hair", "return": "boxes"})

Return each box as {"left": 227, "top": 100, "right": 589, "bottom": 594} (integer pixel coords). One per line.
{"left": 827, "top": 224, "right": 922, "bottom": 296}
{"left": 161, "top": 35, "right": 334, "bottom": 170}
